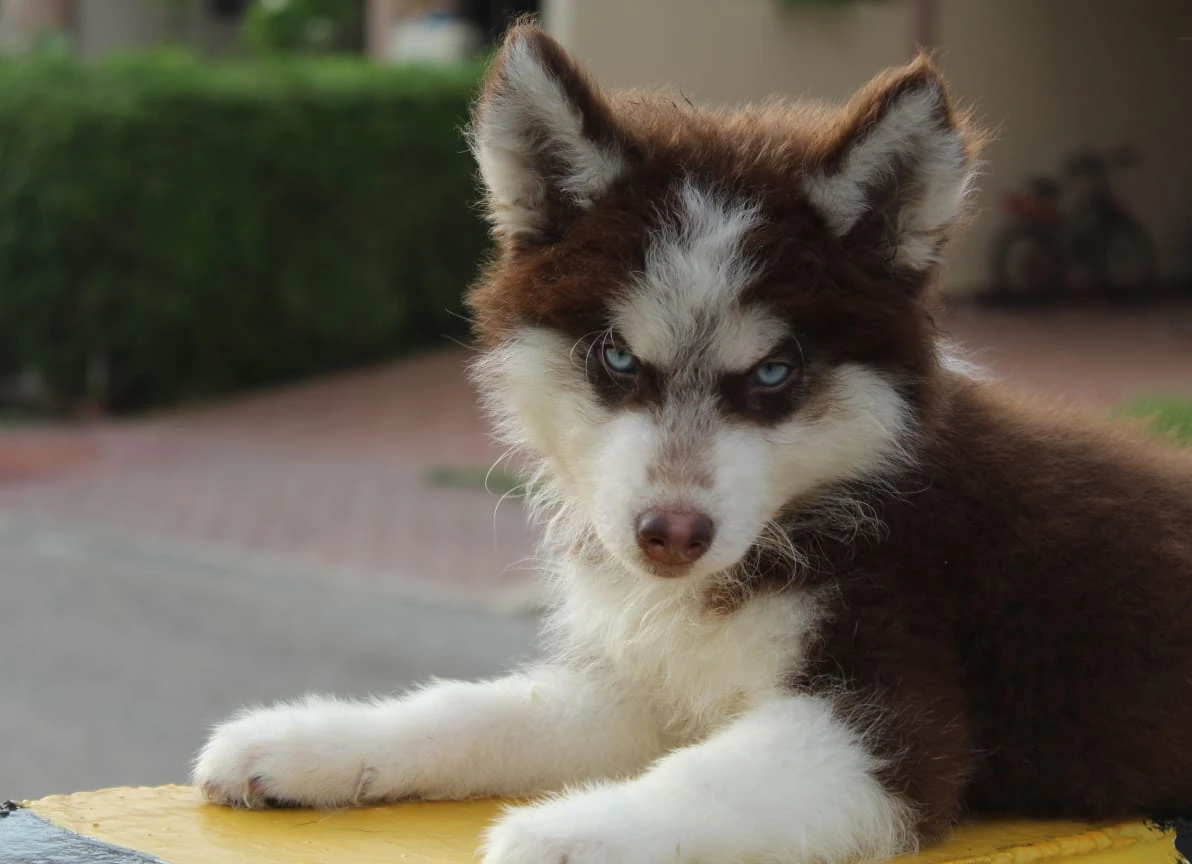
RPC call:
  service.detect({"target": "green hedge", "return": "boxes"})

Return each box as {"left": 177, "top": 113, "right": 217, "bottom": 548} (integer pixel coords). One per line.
{"left": 0, "top": 51, "right": 488, "bottom": 412}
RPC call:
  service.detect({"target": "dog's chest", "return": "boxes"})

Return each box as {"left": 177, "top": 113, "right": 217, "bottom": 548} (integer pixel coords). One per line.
{"left": 553, "top": 565, "right": 820, "bottom": 740}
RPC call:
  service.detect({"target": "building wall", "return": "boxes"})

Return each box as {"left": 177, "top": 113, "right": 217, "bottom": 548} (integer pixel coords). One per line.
{"left": 937, "top": 0, "right": 1192, "bottom": 290}
{"left": 75, "top": 0, "right": 167, "bottom": 54}
{"left": 543, "top": 0, "right": 1192, "bottom": 292}
{"left": 546, "top": 0, "right": 915, "bottom": 104}
{"left": 75, "top": 0, "right": 236, "bottom": 57}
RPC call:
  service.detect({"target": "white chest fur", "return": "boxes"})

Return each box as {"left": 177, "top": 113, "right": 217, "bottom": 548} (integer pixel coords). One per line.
{"left": 544, "top": 556, "right": 821, "bottom": 743}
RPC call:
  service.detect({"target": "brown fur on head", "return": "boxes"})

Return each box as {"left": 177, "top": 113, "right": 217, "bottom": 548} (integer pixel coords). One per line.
{"left": 467, "top": 24, "right": 982, "bottom": 353}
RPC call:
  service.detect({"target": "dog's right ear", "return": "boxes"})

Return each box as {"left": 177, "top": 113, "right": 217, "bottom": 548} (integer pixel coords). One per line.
{"left": 470, "top": 24, "right": 627, "bottom": 243}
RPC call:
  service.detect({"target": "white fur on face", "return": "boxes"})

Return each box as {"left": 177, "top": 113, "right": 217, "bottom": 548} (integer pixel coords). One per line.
{"left": 471, "top": 36, "right": 624, "bottom": 239}
{"left": 803, "top": 82, "right": 975, "bottom": 271}
{"left": 470, "top": 328, "right": 608, "bottom": 499}
{"left": 615, "top": 180, "right": 764, "bottom": 368}
{"left": 474, "top": 180, "right": 913, "bottom": 586}
{"left": 589, "top": 363, "right": 910, "bottom": 580}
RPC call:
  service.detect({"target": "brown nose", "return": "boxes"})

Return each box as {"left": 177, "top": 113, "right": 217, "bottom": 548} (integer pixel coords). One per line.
{"left": 635, "top": 510, "right": 715, "bottom": 568}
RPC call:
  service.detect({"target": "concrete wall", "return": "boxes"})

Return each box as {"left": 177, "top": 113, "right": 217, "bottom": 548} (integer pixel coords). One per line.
{"left": 75, "top": 0, "right": 237, "bottom": 57}
{"left": 75, "top": 0, "right": 166, "bottom": 54}
{"left": 543, "top": 0, "right": 1192, "bottom": 292}
{"left": 546, "top": 0, "right": 915, "bottom": 104}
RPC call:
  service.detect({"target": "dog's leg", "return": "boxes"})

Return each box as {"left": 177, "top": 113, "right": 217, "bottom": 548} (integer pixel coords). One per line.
{"left": 482, "top": 694, "right": 915, "bottom": 864}
{"left": 193, "top": 665, "right": 661, "bottom": 808}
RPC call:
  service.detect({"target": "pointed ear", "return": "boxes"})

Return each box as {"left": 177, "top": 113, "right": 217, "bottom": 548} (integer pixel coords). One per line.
{"left": 470, "top": 24, "right": 627, "bottom": 242}
{"left": 804, "top": 54, "right": 981, "bottom": 274}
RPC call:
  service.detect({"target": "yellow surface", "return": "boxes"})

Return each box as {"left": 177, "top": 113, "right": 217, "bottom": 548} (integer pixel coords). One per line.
{"left": 28, "top": 785, "right": 1180, "bottom": 864}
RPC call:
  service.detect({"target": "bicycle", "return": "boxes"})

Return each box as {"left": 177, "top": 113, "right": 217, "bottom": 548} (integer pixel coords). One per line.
{"left": 986, "top": 147, "right": 1157, "bottom": 305}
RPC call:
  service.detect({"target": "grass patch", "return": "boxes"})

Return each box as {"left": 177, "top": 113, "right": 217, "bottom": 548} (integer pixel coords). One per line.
{"left": 1113, "top": 395, "right": 1192, "bottom": 445}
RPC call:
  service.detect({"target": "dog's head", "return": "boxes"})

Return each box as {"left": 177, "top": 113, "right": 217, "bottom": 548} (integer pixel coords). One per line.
{"left": 467, "top": 25, "right": 980, "bottom": 582}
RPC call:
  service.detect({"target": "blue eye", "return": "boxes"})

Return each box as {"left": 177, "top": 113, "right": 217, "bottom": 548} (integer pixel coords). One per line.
{"left": 752, "top": 362, "right": 793, "bottom": 388}
{"left": 603, "top": 345, "right": 638, "bottom": 375}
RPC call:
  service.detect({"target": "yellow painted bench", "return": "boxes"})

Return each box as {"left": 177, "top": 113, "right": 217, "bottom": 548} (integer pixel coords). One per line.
{"left": 2, "top": 785, "right": 1184, "bottom": 863}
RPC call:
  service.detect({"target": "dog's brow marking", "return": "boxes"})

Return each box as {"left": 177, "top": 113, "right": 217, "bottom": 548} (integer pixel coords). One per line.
{"left": 614, "top": 180, "right": 762, "bottom": 368}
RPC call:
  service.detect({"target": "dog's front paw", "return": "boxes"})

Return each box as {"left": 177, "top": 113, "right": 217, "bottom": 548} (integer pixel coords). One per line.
{"left": 193, "top": 697, "right": 380, "bottom": 809}
{"left": 482, "top": 789, "right": 672, "bottom": 864}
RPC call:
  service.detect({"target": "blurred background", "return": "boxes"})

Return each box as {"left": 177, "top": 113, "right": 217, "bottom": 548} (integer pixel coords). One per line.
{"left": 0, "top": 0, "right": 1189, "bottom": 801}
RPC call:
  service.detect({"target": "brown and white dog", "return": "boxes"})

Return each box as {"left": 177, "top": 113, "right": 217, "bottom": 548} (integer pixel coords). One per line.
{"left": 194, "top": 24, "right": 1192, "bottom": 864}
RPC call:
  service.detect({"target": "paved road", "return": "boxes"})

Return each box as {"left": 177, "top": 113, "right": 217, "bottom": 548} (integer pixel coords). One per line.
{"left": 0, "top": 516, "right": 539, "bottom": 801}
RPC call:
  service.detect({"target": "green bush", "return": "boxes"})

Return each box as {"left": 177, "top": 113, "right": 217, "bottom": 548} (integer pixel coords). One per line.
{"left": 0, "top": 50, "right": 488, "bottom": 412}
{"left": 240, "top": 0, "right": 364, "bottom": 55}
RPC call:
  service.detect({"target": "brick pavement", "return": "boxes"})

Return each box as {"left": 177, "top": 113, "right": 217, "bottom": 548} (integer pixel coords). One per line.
{"left": 945, "top": 304, "right": 1192, "bottom": 409}
{"left": 0, "top": 305, "right": 1189, "bottom": 610}
{"left": 0, "top": 349, "right": 539, "bottom": 610}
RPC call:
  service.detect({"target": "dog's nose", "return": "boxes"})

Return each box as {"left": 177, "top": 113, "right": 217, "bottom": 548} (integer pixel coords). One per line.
{"left": 635, "top": 510, "right": 715, "bottom": 568}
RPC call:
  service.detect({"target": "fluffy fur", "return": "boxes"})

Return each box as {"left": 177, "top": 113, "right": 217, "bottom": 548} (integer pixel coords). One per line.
{"left": 193, "top": 24, "right": 1192, "bottom": 864}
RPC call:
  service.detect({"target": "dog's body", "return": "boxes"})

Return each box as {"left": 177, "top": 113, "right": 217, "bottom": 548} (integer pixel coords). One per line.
{"left": 194, "top": 25, "right": 1192, "bottom": 863}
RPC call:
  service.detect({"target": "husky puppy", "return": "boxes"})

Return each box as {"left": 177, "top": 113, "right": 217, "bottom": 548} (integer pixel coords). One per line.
{"left": 194, "top": 24, "right": 1192, "bottom": 864}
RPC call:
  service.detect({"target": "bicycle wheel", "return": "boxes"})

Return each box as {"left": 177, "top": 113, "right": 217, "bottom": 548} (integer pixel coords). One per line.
{"left": 988, "top": 225, "right": 1061, "bottom": 305}
{"left": 1094, "top": 218, "right": 1157, "bottom": 302}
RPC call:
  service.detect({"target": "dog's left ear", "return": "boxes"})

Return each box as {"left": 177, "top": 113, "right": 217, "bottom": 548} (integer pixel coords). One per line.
{"left": 805, "top": 54, "right": 980, "bottom": 274}
{"left": 470, "top": 23, "right": 627, "bottom": 243}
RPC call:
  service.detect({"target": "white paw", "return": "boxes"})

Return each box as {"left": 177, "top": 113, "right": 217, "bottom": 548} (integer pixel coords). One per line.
{"left": 482, "top": 788, "right": 674, "bottom": 864}
{"left": 193, "top": 697, "right": 381, "bottom": 809}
